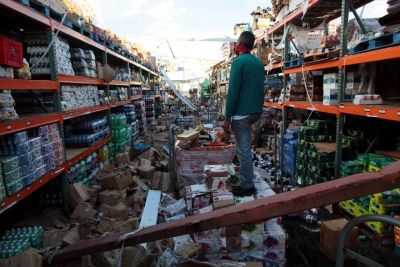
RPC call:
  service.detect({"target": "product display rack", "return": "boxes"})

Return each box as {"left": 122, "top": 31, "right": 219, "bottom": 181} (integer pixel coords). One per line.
{"left": 263, "top": 0, "right": 400, "bottom": 184}
{"left": 0, "top": 0, "right": 161, "bottom": 214}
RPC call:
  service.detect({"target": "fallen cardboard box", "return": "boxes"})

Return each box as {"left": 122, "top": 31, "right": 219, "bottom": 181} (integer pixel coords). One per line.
{"left": 115, "top": 152, "right": 130, "bottom": 166}
{"left": 66, "top": 182, "right": 91, "bottom": 209}
{"left": 177, "top": 130, "right": 200, "bottom": 141}
{"left": 62, "top": 227, "right": 80, "bottom": 246}
{"left": 100, "top": 202, "right": 131, "bottom": 220}
{"left": 137, "top": 165, "right": 156, "bottom": 178}
{"left": 70, "top": 202, "right": 98, "bottom": 221}
{"left": 0, "top": 248, "right": 42, "bottom": 267}
{"left": 98, "top": 190, "right": 126, "bottom": 206}
{"left": 151, "top": 171, "right": 162, "bottom": 190}
{"left": 96, "top": 167, "right": 135, "bottom": 190}
{"left": 320, "top": 218, "right": 359, "bottom": 261}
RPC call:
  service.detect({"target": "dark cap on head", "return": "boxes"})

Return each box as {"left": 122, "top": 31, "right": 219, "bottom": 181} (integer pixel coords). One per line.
{"left": 238, "top": 31, "right": 255, "bottom": 50}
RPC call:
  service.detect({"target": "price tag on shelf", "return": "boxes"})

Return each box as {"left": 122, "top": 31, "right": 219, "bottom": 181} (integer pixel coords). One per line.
{"left": 364, "top": 108, "right": 370, "bottom": 112}
{"left": 6, "top": 125, "right": 11, "bottom": 130}
{"left": 379, "top": 110, "right": 386, "bottom": 114}
{"left": 397, "top": 112, "right": 400, "bottom": 116}
{"left": 26, "top": 121, "right": 31, "bottom": 126}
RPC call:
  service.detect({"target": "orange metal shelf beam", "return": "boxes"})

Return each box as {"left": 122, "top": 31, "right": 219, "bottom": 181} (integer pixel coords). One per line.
{"left": 0, "top": 0, "right": 50, "bottom": 26}
{"left": 110, "top": 100, "right": 131, "bottom": 108}
{"left": 0, "top": 78, "right": 59, "bottom": 90}
{"left": 264, "top": 102, "right": 283, "bottom": 110}
{"left": 342, "top": 46, "right": 400, "bottom": 67}
{"left": 58, "top": 75, "right": 105, "bottom": 86}
{"left": 65, "top": 136, "right": 112, "bottom": 168}
{"left": 0, "top": 166, "right": 64, "bottom": 214}
{"left": 130, "top": 81, "right": 142, "bottom": 86}
{"left": 131, "top": 95, "right": 143, "bottom": 100}
{"left": 0, "top": 113, "right": 62, "bottom": 136}
{"left": 284, "top": 59, "right": 340, "bottom": 74}
{"left": 62, "top": 105, "right": 110, "bottom": 120}
{"left": 339, "top": 103, "right": 400, "bottom": 122}
{"left": 285, "top": 101, "right": 339, "bottom": 115}
{"left": 109, "top": 80, "right": 130, "bottom": 87}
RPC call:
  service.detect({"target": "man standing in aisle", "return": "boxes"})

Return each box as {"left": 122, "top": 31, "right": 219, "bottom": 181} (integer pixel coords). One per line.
{"left": 223, "top": 31, "right": 265, "bottom": 197}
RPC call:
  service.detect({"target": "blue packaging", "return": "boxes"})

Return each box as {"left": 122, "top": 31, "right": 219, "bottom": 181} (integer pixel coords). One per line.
{"left": 29, "top": 137, "right": 42, "bottom": 149}
{"left": 35, "top": 165, "right": 47, "bottom": 179}
{"left": 31, "top": 147, "right": 43, "bottom": 158}
{"left": 33, "top": 156, "right": 45, "bottom": 169}
{"left": 41, "top": 143, "right": 54, "bottom": 155}
{"left": 15, "top": 141, "right": 32, "bottom": 155}
{"left": 21, "top": 172, "right": 36, "bottom": 187}
{"left": 21, "top": 163, "right": 35, "bottom": 177}
{"left": 48, "top": 123, "right": 58, "bottom": 133}
{"left": 19, "top": 152, "right": 34, "bottom": 166}
{"left": 38, "top": 125, "right": 49, "bottom": 137}
{"left": 0, "top": 156, "right": 20, "bottom": 173}
{"left": 3, "top": 167, "right": 21, "bottom": 185}
{"left": 43, "top": 152, "right": 56, "bottom": 165}
{"left": 46, "top": 162, "right": 56, "bottom": 172}
{"left": 12, "top": 131, "right": 29, "bottom": 145}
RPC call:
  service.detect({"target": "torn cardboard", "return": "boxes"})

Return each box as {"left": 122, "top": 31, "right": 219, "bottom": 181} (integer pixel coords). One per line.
{"left": 70, "top": 202, "right": 98, "bottom": 221}
{"left": 98, "top": 190, "right": 126, "bottom": 206}
{"left": 100, "top": 202, "right": 131, "bottom": 220}
{"left": 96, "top": 167, "right": 135, "bottom": 190}
{"left": 137, "top": 165, "right": 156, "bottom": 178}
{"left": 66, "top": 182, "right": 90, "bottom": 209}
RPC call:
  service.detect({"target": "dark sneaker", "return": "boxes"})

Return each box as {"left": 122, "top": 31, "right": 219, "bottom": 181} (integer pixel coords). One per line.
{"left": 232, "top": 186, "right": 256, "bottom": 197}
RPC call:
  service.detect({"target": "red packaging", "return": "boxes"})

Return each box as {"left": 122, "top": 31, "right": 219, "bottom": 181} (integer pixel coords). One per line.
{"left": 0, "top": 36, "right": 23, "bottom": 68}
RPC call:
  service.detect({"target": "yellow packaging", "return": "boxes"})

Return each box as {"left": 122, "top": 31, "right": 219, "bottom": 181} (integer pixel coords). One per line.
{"left": 368, "top": 165, "right": 381, "bottom": 172}
{"left": 366, "top": 221, "right": 386, "bottom": 234}
{"left": 369, "top": 193, "right": 383, "bottom": 205}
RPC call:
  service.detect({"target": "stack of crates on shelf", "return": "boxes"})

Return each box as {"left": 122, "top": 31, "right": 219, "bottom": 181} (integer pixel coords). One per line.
{"left": 0, "top": 226, "right": 44, "bottom": 259}
{"left": 109, "top": 87, "right": 128, "bottom": 102}
{"left": 32, "top": 123, "right": 65, "bottom": 173}
{"left": 133, "top": 99, "right": 147, "bottom": 135}
{"left": 111, "top": 114, "right": 132, "bottom": 156}
{"left": 339, "top": 153, "right": 399, "bottom": 235}
{"left": 60, "top": 85, "right": 101, "bottom": 111}
{"left": 0, "top": 124, "right": 64, "bottom": 198}
{"left": 0, "top": 91, "right": 18, "bottom": 122}
{"left": 265, "top": 75, "right": 283, "bottom": 103}
{"left": 70, "top": 48, "right": 97, "bottom": 78}
{"left": 295, "top": 120, "right": 336, "bottom": 186}
{"left": 144, "top": 96, "right": 155, "bottom": 125}
{"left": 0, "top": 35, "right": 23, "bottom": 79}
{"left": 64, "top": 117, "right": 109, "bottom": 148}
{"left": 129, "top": 86, "right": 142, "bottom": 96}
{"left": 121, "top": 105, "right": 140, "bottom": 143}
{"left": 282, "top": 129, "right": 298, "bottom": 179}
{"left": 26, "top": 34, "right": 74, "bottom": 76}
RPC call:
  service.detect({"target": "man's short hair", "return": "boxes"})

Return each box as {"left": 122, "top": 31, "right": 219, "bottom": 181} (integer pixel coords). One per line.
{"left": 238, "top": 31, "right": 255, "bottom": 49}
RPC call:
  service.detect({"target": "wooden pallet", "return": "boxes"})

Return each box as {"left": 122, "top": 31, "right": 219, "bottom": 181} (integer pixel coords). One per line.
{"left": 303, "top": 49, "right": 339, "bottom": 65}
{"left": 350, "top": 31, "right": 400, "bottom": 54}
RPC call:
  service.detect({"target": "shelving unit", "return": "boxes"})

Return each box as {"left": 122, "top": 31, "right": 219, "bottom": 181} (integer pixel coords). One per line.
{"left": 0, "top": 0, "right": 162, "bottom": 214}
{"left": 263, "top": 0, "right": 400, "bottom": 182}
